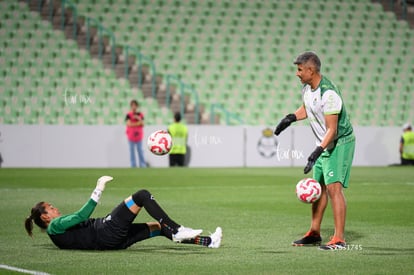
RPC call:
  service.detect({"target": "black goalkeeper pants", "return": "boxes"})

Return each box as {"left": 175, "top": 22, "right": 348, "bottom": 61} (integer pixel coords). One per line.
{"left": 96, "top": 202, "right": 150, "bottom": 250}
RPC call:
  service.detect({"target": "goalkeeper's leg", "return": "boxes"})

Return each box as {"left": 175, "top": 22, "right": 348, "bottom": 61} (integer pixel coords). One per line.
{"left": 125, "top": 190, "right": 202, "bottom": 242}
{"left": 123, "top": 222, "right": 222, "bottom": 249}
{"left": 181, "top": 227, "right": 222, "bottom": 248}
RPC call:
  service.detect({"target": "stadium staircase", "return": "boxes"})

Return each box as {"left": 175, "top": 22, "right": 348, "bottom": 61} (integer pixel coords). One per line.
{"left": 26, "top": 0, "right": 215, "bottom": 125}
{"left": 374, "top": 0, "right": 414, "bottom": 28}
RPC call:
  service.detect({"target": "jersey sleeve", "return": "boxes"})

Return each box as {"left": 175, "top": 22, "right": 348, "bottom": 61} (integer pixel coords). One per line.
{"left": 47, "top": 199, "right": 97, "bottom": 235}
{"left": 322, "top": 90, "right": 342, "bottom": 115}
{"left": 301, "top": 85, "right": 307, "bottom": 102}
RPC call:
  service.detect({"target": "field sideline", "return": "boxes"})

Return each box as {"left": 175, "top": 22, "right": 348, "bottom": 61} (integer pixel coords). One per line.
{"left": 0, "top": 167, "right": 413, "bottom": 275}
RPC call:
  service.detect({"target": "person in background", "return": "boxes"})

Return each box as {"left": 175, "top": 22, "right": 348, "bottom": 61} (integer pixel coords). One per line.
{"left": 400, "top": 123, "right": 414, "bottom": 165}
{"left": 125, "top": 100, "right": 146, "bottom": 168}
{"left": 168, "top": 112, "right": 188, "bottom": 167}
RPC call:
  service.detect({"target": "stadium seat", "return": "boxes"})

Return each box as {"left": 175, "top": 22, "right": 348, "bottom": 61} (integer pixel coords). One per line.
{"left": 0, "top": 1, "right": 172, "bottom": 125}
{"left": 2, "top": 0, "right": 413, "bottom": 126}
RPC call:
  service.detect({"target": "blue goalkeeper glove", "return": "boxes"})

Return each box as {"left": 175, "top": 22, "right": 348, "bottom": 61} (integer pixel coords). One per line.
{"left": 304, "top": 146, "right": 324, "bottom": 174}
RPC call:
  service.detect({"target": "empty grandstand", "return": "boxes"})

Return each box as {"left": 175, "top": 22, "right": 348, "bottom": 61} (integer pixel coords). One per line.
{"left": 1, "top": 0, "right": 413, "bottom": 126}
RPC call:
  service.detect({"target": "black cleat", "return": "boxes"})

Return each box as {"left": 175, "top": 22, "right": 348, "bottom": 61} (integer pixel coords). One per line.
{"left": 292, "top": 231, "right": 322, "bottom": 246}
{"left": 319, "top": 237, "right": 346, "bottom": 250}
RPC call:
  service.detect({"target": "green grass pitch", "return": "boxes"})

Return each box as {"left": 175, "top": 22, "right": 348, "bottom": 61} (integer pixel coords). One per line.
{"left": 0, "top": 167, "right": 414, "bottom": 274}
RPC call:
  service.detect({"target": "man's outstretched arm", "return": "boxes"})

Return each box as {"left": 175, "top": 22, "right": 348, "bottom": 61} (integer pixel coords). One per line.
{"left": 274, "top": 105, "right": 307, "bottom": 136}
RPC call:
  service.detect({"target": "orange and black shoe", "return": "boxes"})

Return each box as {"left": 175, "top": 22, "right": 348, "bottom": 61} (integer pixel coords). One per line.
{"left": 319, "top": 236, "right": 346, "bottom": 250}
{"left": 292, "top": 231, "right": 322, "bottom": 246}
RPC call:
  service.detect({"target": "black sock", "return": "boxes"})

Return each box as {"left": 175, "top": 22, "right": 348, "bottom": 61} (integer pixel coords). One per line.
{"left": 181, "top": 236, "right": 212, "bottom": 247}
{"left": 159, "top": 228, "right": 173, "bottom": 240}
{"left": 132, "top": 190, "right": 180, "bottom": 236}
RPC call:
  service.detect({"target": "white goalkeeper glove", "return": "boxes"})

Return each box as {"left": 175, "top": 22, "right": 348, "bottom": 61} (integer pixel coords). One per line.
{"left": 91, "top": 176, "right": 113, "bottom": 203}
{"left": 96, "top": 175, "right": 113, "bottom": 191}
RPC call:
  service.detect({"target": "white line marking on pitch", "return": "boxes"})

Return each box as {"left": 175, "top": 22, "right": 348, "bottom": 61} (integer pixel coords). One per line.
{"left": 0, "top": 264, "right": 51, "bottom": 275}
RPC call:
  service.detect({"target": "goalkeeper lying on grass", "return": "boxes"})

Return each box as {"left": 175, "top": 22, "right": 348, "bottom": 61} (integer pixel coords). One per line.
{"left": 25, "top": 176, "right": 222, "bottom": 250}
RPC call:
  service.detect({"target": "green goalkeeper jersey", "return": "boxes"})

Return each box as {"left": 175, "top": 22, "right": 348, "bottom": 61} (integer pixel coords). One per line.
{"left": 46, "top": 199, "right": 101, "bottom": 249}
{"left": 47, "top": 199, "right": 97, "bottom": 235}
{"left": 302, "top": 75, "right": 354, "bottom": 149}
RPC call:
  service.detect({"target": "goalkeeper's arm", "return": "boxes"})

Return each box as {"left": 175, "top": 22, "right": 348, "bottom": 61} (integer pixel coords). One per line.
{"left": 304, "top": 114, "right": 338, "bottom": 174}
{"left": 47, "top": 176, "right": 113, "bottom": 235}
{"left": 90, "top": 175, "right": 113, "bottom": 203}
{"left": 274, "top": 105, "right": 307, "bottom": 136}
{"left": 294, "top": 105, "right": 307, "bottom": 121}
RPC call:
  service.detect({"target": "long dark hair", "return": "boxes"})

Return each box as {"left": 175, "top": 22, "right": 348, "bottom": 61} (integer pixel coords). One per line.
{"left": 25, "top": 202, "right": 47, "bottom": 237}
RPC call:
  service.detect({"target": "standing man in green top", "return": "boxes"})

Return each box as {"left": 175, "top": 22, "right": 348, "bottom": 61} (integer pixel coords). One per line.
{"left": 168, "top": 112, "right": 188, "bottom": 167}
{"left": 400, "top": 123, "right": 414, "bottom": 165}
{"left": 274, "top": 52, "right": 355, "bottom": 250}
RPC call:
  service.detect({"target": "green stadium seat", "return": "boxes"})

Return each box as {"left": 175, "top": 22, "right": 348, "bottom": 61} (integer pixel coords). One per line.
{"left": 0, "top": 1, "right": 173, "bottom": 125}
{"left": 2, "top": 0, "right": 413, "bottom": 126}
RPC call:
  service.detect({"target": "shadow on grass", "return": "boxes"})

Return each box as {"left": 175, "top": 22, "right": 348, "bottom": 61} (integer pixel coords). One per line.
{"left": 362, "top": 246, "right": 414, "bottom": 256}
{"left": 35, "top": 243, "right": 208, "bottom": 255}
{"left": 127, "top": 245, "right": 208, "bottom": 255}
{"left": 320, "top": 228, "right": 364, "bottom": 242}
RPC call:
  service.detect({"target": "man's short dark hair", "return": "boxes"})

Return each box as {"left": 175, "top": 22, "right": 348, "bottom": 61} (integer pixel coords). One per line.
{"left": 174, "top": 112, "right": 181, "bottom": 122}
{"left": 294, "top": 52, "right": 321, "bottom": 72}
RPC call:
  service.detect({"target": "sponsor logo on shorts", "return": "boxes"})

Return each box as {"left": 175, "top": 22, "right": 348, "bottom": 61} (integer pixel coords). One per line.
{"left": 328, "top": 171, "right": 334, "bottom": 177}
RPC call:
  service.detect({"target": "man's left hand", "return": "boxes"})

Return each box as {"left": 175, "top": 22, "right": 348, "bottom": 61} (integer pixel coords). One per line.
{"left": 304, "top": 146, "right": 324, "bottom": 174}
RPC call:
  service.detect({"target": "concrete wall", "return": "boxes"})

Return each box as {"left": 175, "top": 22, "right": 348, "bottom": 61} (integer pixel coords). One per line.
{"left": 0, "top": 125, "right": 402, "bottom": 167}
